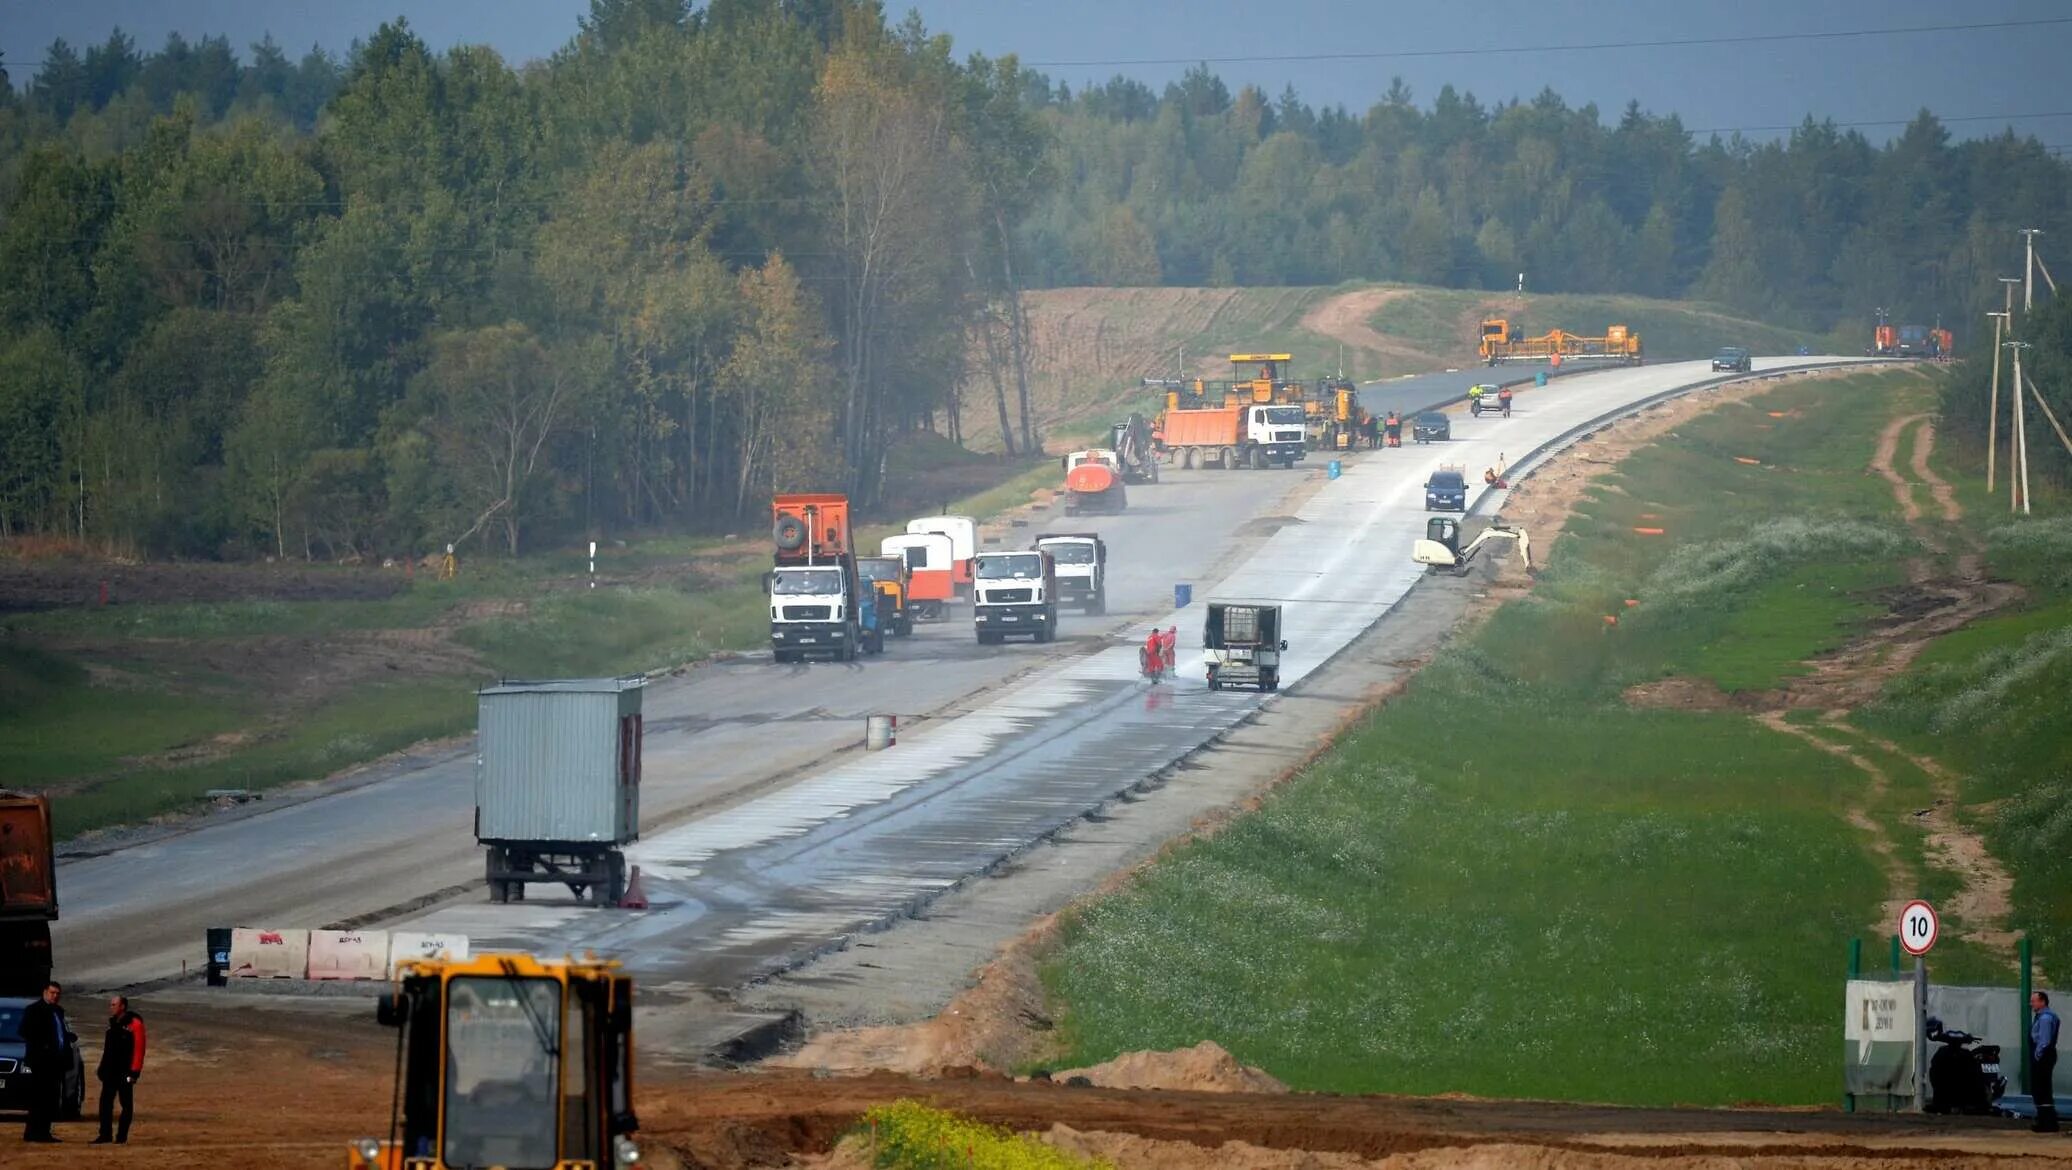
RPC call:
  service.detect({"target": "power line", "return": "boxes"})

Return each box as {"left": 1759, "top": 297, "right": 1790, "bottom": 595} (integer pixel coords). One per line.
{"left": 1022, "top": 16, "right": 2072, "bottom": 69}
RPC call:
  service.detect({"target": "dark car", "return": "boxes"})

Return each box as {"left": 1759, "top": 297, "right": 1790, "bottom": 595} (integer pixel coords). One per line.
{"left": 0, "top": 998, "right": 86, "bottom": 1119}
{"left": 1712, "top": 346, "right": 1752, "bottom": 373}
{"left": 1424, "top": 468, "right": 1468, "bottom": 512}
{"left": 1412, "top": 412, "right": 1451, "bottom": 443}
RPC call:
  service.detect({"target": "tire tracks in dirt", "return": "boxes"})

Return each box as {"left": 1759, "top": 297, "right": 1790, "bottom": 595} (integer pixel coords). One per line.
{"left": 1776, "top": 413, "right": 2023, "bottom": 959}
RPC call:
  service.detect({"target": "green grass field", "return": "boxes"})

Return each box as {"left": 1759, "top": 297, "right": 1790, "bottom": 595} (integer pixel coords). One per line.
{"left": 1042, "top": 366, "right": 2047, "bottom": 1105}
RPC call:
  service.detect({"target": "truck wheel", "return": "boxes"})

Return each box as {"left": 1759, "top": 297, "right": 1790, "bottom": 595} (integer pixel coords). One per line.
{"left": 1087, "top": 590, "right": 1105, "bottom": 616}
{"left": 487, "top": 847, "right": 508, "bottom": 903}
{"left": 1221, "top": 447, "right": 1237, "bottom": 470}
{"left": 898, "top": 616, "right": 913, "bottom": 637}
{"left": 1262, "top": 669, "right": 1279, "bottom": 692}
{"left": 1180, "top": 447, "right": 1195, "bottom": 470}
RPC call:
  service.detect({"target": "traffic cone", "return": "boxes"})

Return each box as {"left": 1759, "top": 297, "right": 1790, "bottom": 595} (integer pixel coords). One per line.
{"left": 618, "top": 865, "right": 649, "bottom": 910}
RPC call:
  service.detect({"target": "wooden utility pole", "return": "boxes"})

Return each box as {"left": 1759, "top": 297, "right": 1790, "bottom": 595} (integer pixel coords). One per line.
{"left": 2021, "top": 228, "right": 2044, "bottom": 313}
{"left": 1987, "top": 310, "right": 2008, "bottom": 492}
{"left": 2007, "top": 339, "right": 2032, "bottom": 515}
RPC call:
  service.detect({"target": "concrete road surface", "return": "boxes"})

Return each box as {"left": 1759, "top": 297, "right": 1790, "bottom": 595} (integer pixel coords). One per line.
{"left": 54, "top": 452, "right": 1336, "bottom": 988}
{"left": 381, "top": 358, "right": 1873, "bottom": 999}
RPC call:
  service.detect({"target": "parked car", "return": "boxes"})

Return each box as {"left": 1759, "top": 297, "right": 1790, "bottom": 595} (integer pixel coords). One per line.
{"left": 1712, "top": 346, "right": 1752, "bottom": 373}
{"left": 0, "top": 997, "right": 86, "bottom": 1119}
{"left": 1412, "top": 412, "right": 1451, "bottom": 443}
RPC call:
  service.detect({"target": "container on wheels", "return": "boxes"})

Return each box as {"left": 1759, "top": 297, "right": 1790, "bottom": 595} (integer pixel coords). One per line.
{"left": 476, "top": 677, "right": 644, "bottom": 907}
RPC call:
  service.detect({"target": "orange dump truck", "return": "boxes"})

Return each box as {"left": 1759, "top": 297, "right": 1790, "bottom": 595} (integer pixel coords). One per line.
{"left": 0, "top": 790, "right": 57, "bottom": 994}
{"left": 1062, "top": 450, "right": 1127, "bottom": 515}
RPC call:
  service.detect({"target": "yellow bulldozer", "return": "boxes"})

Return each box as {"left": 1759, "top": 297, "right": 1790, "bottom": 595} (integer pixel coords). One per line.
{"left": 346, "top": 953, "right": 641, "bottom": 1170}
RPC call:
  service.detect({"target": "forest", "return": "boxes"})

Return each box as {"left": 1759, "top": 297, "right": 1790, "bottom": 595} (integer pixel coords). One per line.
{"left": 0, "top": 0, "right": 2066, "bottom": 559}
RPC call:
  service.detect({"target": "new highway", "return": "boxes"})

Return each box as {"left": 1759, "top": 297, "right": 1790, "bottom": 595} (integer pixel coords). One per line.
{"left": 55, "top": 355, "right": 1868, "bottom": 999}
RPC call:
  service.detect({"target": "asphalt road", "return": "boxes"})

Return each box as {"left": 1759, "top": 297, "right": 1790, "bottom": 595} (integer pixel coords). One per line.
{"left": 57, "top": 355, "right": 1868, "bottom": 997}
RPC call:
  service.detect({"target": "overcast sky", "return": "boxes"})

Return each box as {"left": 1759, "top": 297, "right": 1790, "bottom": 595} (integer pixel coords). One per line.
{"left": 6, "top": 0, "right": 2069, "bottom": 146}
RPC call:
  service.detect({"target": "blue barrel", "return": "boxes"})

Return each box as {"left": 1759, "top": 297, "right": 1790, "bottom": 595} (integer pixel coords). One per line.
{"left": 1174, "top": 583, "right": 1193, "bottom": 608}
{"left": 1327, "top": 459, "right": 1342, "bottom": 480}
{"left": 1535, "top": 371, "right": 1548, "bottom": 387}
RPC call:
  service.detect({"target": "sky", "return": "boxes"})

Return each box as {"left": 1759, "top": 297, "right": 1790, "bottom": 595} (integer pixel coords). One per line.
{"left": 5, "top": 0, "right": 2070, "bottom": 147}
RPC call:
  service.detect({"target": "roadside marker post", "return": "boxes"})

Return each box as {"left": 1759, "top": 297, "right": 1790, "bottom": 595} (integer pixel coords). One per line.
{"left": 590, "top": 540, "right": 598, "bottom": 589}
{"left": 1899, "top": 900, "right": 1937, "bottom": 1113}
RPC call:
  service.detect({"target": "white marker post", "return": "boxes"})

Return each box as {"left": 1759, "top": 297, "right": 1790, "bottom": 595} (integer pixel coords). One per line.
{"left": 1900, "top": 900, "right": 1938, "bottom": 1111}
{"left": 589, "top": 540, "right": 598, "bottom": 589}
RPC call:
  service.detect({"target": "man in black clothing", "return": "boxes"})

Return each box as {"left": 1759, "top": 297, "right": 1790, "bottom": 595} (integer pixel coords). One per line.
{"left": 20, "top": 980, "right": 70, "bottom": 1143}
{"left": 94, "top": 995, "right": 147, "bottom": 1144}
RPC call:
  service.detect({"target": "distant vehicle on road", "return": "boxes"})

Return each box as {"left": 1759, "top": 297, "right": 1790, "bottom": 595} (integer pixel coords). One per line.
{"left": 0, "top": 996, "right": 85, "bottom": 1119}
{"left": 973, "top": 550, "right": 1058, "bottom": 644}
{"left": 1412, "top": 412, "right": 1451, "bottom": 443}
{"left": 1712, "top": 346, "right": 1752, "bottom": 373}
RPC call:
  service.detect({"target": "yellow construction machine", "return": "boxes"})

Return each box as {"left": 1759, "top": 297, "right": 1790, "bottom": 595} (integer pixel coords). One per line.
{"left": 347, "top": 953, "right": 640, "bottom": 1170}
{"left": 1478, "top": 319, "right": 1642, "bottom": 366}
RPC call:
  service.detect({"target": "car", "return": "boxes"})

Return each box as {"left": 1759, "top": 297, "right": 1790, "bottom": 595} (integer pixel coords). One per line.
{"left": 1424, "top": 467, "right": 1468, "bottom": 511}
{"left": 0, "top": 997, "right": 86, "bottom": 1120}
{"left": 1412, "top": 412, "right": 1451, "bottom": 443}
{"left": 1712, "top": 346, "right": 1752, "bottom": 373}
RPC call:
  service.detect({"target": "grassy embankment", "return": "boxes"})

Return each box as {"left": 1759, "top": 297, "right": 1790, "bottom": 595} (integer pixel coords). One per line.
{"left": 1365, "top": 288, "right": 1831, "bottom": 364}
{"left": 1044, "top": 367, "right": 2061, "bottom": 1106}
{"left": 0, "top": 453, "right": 1053, "bottom": 839}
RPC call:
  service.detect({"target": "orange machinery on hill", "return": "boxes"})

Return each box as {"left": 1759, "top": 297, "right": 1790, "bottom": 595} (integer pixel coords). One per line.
{"left": 1479, "top": 318, "right": 1643, "bottom": 366}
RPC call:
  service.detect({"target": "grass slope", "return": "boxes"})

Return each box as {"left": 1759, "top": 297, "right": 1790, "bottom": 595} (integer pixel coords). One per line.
{"left": 1045, "top": 369, "right": 1986, "bottom": 1106}
{"left": 1368, "top": 289, "right": 1829, "bottom": 365}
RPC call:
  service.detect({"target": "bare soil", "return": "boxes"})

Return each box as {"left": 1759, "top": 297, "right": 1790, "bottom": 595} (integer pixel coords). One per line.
{"left": 0, "top": 555, "right": 406, "bottom": 615}
{"left": 20, "top": 1002, "right": 2059, "bottom": 1170}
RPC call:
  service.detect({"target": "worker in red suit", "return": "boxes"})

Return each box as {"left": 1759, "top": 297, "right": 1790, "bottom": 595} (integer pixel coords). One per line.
{"left": 93, "top": 996, "right": 146, "bottom": 1145}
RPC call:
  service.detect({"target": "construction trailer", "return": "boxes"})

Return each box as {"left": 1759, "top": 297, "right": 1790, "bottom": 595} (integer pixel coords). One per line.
{"left": 1478, "top": 318, "right": 1643, "bottom": 366}
{"left": 476, "top": 677, "right": 643, "bottom": 907}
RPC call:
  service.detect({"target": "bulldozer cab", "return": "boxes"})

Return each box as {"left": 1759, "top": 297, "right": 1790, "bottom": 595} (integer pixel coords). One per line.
{"left": 352, "top": 954, "right": 639, "bottom": 1170}
{"left": 1426, "top": 517, "right": 1462, "bottom": 555}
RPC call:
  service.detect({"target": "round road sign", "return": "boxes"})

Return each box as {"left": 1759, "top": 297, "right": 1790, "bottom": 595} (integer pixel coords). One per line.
{"left": 1899, "top": 899, "right": 1939, "bottom": 956}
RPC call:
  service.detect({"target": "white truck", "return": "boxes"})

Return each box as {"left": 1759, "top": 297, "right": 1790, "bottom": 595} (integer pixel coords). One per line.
{"left": 972, "top": 550, "right": 1058, "bottom": 644}
{"left": 1034, "top": 532, "right": 1107, "bottom": 615}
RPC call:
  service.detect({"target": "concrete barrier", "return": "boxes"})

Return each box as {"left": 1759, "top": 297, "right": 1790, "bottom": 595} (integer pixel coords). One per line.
{"left": 306, "top": 929, "right": 390, "bottom": 980}
{"left": 388, "top": 930, "right": 470, "bottom": 974}
{"left": 228, "top": 927, "right": 309, "bottom": 979}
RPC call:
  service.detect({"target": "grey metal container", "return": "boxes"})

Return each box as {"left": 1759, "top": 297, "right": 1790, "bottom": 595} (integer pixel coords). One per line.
{"left": 475, "top": 677, "right": 644, "bottom": 846}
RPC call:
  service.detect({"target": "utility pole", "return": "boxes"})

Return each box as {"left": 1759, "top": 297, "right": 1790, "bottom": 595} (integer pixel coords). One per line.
{"left": 2021, "top": 229, "right": 2044, "bottom": 313}
{"left": 2007, "top": 339, "right": 2032, "bottom": 515}
{"left": 1987, "top": 310, "right": 2008, "bottom": 492}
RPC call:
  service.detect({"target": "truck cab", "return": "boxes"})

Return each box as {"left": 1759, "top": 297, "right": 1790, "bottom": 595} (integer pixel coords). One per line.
{"left": 1424, "top": 465, "right": 1468, "bottom": 512}
{"left": 972, "top": 550, "right": 1058, "bottom": 644}
{"left": 906, "top": 515, "right": 979, "bottom": 600}
{"left": 1033, "top": 532, "right": 1107, "bottom": 614}
{"left": 882, "top": 532, "right": 954, "bottom": 620}
{"left": 1203, "top": 601, "right": 1286, "bottom": 692}
{"left": 770, "top": 493, "right": 882, "bottom": 662}
{"left": 855, "top": 555, "right": 914, "bottom": 638}
{"left": 1246, "top": 404, "right": 1308, "bottom": 468}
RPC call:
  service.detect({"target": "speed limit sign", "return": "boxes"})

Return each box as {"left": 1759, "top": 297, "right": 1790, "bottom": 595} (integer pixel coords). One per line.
{"left": 1899, "top": 900, "right": 1939, "bottom": 956}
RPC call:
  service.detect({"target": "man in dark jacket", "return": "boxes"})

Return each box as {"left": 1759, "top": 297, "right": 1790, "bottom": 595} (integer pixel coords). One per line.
{"left": 93, "top": 995, "right": 146, "bottom": 1144}
{"left": 19, "top": 980, "right": 70, "bottom": 1143}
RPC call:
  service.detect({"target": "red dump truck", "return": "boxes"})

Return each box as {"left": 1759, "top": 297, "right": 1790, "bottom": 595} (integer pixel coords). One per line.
{"left": 0, "top": 790, "right": 58, "bottom": 994}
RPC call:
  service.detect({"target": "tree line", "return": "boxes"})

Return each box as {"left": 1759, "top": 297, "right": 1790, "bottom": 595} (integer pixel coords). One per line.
{"left": 2, "top": 4, "right": 2067, "bottom": 558}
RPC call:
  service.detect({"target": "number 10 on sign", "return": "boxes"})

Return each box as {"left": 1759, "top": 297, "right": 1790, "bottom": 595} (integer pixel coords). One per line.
{"left": 1899, "top": 900, "right": 1938, "bottom": 956}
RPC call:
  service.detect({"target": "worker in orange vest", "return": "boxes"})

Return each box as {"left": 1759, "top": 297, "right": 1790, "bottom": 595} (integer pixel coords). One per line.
{"left": 1160, "top": 625, "right": 1178, "bottom": 672}
{"left": 1142, "top": 629, "right": 1164, "bottom": 679}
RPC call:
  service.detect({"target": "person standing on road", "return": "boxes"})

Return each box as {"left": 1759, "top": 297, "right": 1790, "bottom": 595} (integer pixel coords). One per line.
{"left": 93, "top": 995, "right": 146, "bottom": 1145}
{"left": 1142, "top": 629, "right": 1163, "bottom": 680}
{"left": 2036, "top": 990, "right": 2061, "bottom": 1133}
{"left": 20, "top": 981, "right": 70, "bottom": 1143}
{"left": 1160, "top": 625, "right": 1178, "bottom": 672}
